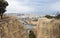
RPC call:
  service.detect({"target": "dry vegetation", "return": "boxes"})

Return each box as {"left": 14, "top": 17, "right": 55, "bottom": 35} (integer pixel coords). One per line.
{"left": 1, "top": 15, "right": 60, "bottom": 38}
{"left": 24, "top": 17, "right": 60, "bottom": 38}
{"left": 0, "top": 15, "right": 28, "bottom": 38}
{"left": 37, "top": 18, "right": 60, "bottom": 38}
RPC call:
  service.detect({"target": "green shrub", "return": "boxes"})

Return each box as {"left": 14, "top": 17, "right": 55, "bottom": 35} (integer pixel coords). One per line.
{"left": 29, "top": 30, "right": 36, "bottom": 38}
{"left": 45, "top": 15, "right": 53, "bottom": 19}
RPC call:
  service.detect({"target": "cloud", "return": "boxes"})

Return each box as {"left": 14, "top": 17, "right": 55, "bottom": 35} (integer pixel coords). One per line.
{"left": 49, "top": 2, "right": 60, "bottom": 11}
{"left": 5, "top": 0, "right": 60, "bottom": 15}
{"left": 6, "top": 0, "right": 34, "bottom": 13}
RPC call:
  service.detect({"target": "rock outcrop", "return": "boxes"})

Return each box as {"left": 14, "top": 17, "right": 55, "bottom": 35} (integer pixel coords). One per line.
{"left": 37, "top": 18, "right": 60, "bottom": 38}
{"left": 0, "top": 16, "right": 28, "bottom": 38}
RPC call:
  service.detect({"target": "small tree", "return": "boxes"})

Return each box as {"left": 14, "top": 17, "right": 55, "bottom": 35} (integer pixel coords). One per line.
{"left": 0, "top": 0, "right": 8, "bottom": 19}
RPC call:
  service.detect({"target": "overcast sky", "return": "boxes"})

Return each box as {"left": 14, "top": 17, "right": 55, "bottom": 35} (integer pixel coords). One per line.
{"left": 6, "top": 0, "right": 60, "bottom": 15}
